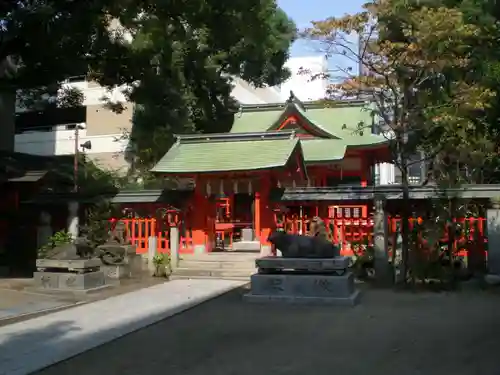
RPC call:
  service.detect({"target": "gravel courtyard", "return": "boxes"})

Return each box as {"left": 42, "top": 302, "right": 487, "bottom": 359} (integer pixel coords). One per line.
{"left": 35, "top": 284, "right": 500, "bottom": 375}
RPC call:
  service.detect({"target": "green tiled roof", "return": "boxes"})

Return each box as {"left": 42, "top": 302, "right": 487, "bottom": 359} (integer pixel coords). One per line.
{"left": 301, "top": 139, "right": 346, "bottom": 162}
{"left": 230, "top": 101, "right": 387, "bottom": 149}
{"left": 151, "top": 132, "right": 302, "bottom": 174}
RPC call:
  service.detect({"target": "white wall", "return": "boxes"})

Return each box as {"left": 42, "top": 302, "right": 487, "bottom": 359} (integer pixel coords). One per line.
{"left": 15, "top": 128, "right": 128, "bottom": 156}
{"left": 278, "top": 56, "right": 328, "bottom": 101}
{"left": 377, "top": 163, "right": 396, "bottom": 185}
{"left": 15, "top": 81, "right": 130, "bottom": 112}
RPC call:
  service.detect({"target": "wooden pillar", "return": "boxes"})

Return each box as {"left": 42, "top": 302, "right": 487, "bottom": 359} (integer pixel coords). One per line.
{"left": 191, "top": 180, "right": 210, "bottom": 254}
{"left": 254, "top": 191, "right": 261, "bottom": 241}
{"left": 258, "top": 175, "right": 276, "bottom": 256}
{"left": 360, "top": 156, "right": 369, "bottom": 187}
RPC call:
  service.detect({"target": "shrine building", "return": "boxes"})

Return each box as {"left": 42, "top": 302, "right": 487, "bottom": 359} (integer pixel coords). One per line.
{"left": 151, "top": 94, "right": 391, "bottom": 254}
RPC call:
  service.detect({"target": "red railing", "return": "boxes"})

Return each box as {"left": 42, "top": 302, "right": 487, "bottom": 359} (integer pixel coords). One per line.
{"left": 111, "top": 215, "right": 193, "bottom": 254}
{"left": 275, "top": 205, "right": 487, "bottom": 258}
{"left": 387, "top": 216, "right": 487, "bottom": 258}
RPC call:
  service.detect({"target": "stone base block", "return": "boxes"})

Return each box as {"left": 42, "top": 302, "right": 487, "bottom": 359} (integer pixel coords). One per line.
{"left": 126, "top": 254, "right": 143, "bottom": 272}
{"left": 249, "top": 272, "right": 356, "bottom": 299}
{"left": 231, "top": 241, "right": 261, "bottom": 252}
{"left": 36, "top": 258, "right": 101, "bottom": 271}
{"left": 256, "top": 256, "right": 350, "bottom": 272}
{"left": 244, "top": 290, "right": 360, "bottom": 306}
{"left": 33, "top": 271, "right": 106, "bottom": 291}
{"left": 241, "top": 228, "right": 254, "bottom": 242}
{"left": 101, "top": 264, "right": 130, "bottom": 279}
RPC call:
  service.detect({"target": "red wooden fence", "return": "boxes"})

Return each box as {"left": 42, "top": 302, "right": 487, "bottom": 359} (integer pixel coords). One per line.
{"left": 113, "top": 217, "right": 193, "bottom": 254}
{"left": 112, "top": 205, "right": 487, "bottom": 259}
{"left": 275, "top": 205, "right": 487, "bottom": 258}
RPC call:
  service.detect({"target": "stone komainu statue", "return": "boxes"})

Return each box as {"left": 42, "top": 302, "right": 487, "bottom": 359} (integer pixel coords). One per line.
{"left": 309, "top": 216, "right": 332, "bottom": 242}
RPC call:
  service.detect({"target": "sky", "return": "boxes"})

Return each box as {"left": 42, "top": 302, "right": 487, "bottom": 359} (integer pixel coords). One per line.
{"left": 277, "top": 0, "right": 366, "bottom": 59}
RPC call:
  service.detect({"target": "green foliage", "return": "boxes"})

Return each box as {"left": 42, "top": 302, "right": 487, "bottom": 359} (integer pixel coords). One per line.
{"left": 152, "top": 253, "right": 171, "bottom": 277}
{"left": 78, "top": 156, "right": 127, "bottom": 194}
{"left": 94, "top": 0, "right": 297, "bottom": 172}
{"left": 1, "top": 0, "right": 123, "bottom": 102}
{"left": 303, "top": 0, "right": 500, "bottom": 285}
{"left": 82, "top": 199, "right": 122, "bottom": 248}
{"left": 2, "top": 0, "right": 296, "bottom": 176}
{"left": 37, "top": 230, "right": 73, "bottom": 259}
{"left": 349, "top": 238, "right": 375, "bottom": 279}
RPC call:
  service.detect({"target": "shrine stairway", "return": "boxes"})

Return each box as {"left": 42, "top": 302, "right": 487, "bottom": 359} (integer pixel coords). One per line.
{"left": 171, "top": 252, "right": 258, "bottom": 281}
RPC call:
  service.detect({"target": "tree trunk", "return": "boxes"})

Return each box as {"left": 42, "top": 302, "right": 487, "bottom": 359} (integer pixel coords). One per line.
{"left": 399, "top": 159, "right": 410, "bottom": 285}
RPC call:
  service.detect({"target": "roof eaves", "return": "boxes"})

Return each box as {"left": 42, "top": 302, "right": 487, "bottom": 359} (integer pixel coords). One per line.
{"left": 175, "top": 130, "right": 297, "bottom": 144}
{"left": 8, "top": 170, "right": 48, "bottom": 182}
{"left": 239, "top": 98, "right": 368, "bottom": 113}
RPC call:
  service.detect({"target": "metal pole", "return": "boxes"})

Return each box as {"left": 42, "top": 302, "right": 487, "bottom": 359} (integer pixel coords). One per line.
{"left": 74, "top": 126, "right": 79, "bottom": 192}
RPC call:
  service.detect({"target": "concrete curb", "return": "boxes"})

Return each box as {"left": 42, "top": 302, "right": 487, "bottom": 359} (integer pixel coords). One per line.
{"left": 0, "top": 301, "right": 85, "bottom": 327}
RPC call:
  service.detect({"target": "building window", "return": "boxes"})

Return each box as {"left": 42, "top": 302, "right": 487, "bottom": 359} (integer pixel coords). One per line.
{"left": 15, "top": 106, "right": 86, "bottom": 133}
{"left": 407, "top": 151, "right": 425, "bottom": 185}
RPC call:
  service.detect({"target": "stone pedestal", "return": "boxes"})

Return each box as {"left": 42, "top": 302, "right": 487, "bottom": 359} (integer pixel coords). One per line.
{"left": 256, "top": 256, "right": 350, "bottom": 273}
{"left": 241, "top": 228, "right": 254, "bottom": 241}
{"left": 36, "top": 258, "right": 101, "bottom": 271}
{"left": 232, "top": 241, "right": 261, "bottom": 252}
{"left": 101, "top": 264, "right": 130, "bottom": 279}
{"left": 34, "top": 271, "right": 106, "bottom": 291}
{"left": 244, "top": 256, "right": 359, "bottom": 306}
{"left": 34, "top": 258, "right": 108, "bottom": 293}
{"left": 487, "top": 207, "right": 500, "bottom": 275}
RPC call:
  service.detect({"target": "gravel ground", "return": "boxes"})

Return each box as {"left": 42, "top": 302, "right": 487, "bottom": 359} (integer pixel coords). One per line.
{"left": 35, "top": 284, "right": 500, "bottom": 375}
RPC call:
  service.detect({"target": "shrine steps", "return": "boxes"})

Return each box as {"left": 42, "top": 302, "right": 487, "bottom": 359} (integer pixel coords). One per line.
{"left": 171, "top": 252, "right": 258, "bottom": 281}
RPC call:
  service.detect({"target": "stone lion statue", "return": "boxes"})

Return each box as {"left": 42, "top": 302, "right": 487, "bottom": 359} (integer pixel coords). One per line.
{"left": 308, "top": 216, "right": 332, "bottom": 242}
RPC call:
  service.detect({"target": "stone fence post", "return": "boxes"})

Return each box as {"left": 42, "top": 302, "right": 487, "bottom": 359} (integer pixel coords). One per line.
{"left": 373, "top": 196, "right": 391, "bottom": 285}
{"left": 486, "top": 201, "right": 500, "bottom": 283}
{"left": 147, "top": 236, "right": 157, "bottom": 275}
{"left": 170, "top": 227, "right": 180, "bottom": 269}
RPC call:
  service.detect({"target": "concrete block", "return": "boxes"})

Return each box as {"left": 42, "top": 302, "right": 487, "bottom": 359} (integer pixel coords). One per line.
{"left": 127, "top": 254, "right": 144, "bottom": 275}
{"left": 256, "top": 256, "right": 350, "bottom": 272}
{"left": 101, "top": 264, "right": 130, "bottom": 279}
{"left": 34, "top": 271, "right": 106, "bottom": 291}
{"left": 241, "top": 228, "right": 254, "bottom": 242}
{"left": 249, "top": 272, "right": 355, "bottom": 298}
{"left": 232, "top": 241, "right": 260, "bottom": 252}
{"left": 487, "top": 208, "right": 500, "bottom": 274}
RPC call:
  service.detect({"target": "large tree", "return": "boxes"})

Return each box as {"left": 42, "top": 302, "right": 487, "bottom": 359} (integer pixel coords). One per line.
{"left": 302, "top": 0, "right": 496, "bottom": 283}
{"left": 91, "top": 0, "right": 296, "bottom": 175}
{"left": 2, "top": 0, "right": 295, "bottom": 176}
{"left": 0, "top": 0, "right": 129, "bottom": 151}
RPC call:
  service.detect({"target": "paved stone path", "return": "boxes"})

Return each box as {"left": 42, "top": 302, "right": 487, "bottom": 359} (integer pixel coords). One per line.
{"left": 0, "top": 279, "right": 244, "bottom": 375}
{"left": 35, "top": 285, "right": 500, "bottom": 375}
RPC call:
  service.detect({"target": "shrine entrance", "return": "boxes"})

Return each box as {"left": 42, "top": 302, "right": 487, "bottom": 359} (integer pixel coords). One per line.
{"left": 214, "top": 193, "right": 255, "bottom": 250}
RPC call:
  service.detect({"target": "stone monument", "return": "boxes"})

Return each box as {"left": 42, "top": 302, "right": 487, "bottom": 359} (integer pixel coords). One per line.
{"left": 34, "top": 240, "right": 107, "bottom": 293}
{"left": 96, "top": 220, "right": 141, "bottom": 280}
{"left": 244, "top": 230, "right": 359, "bottom": 305}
